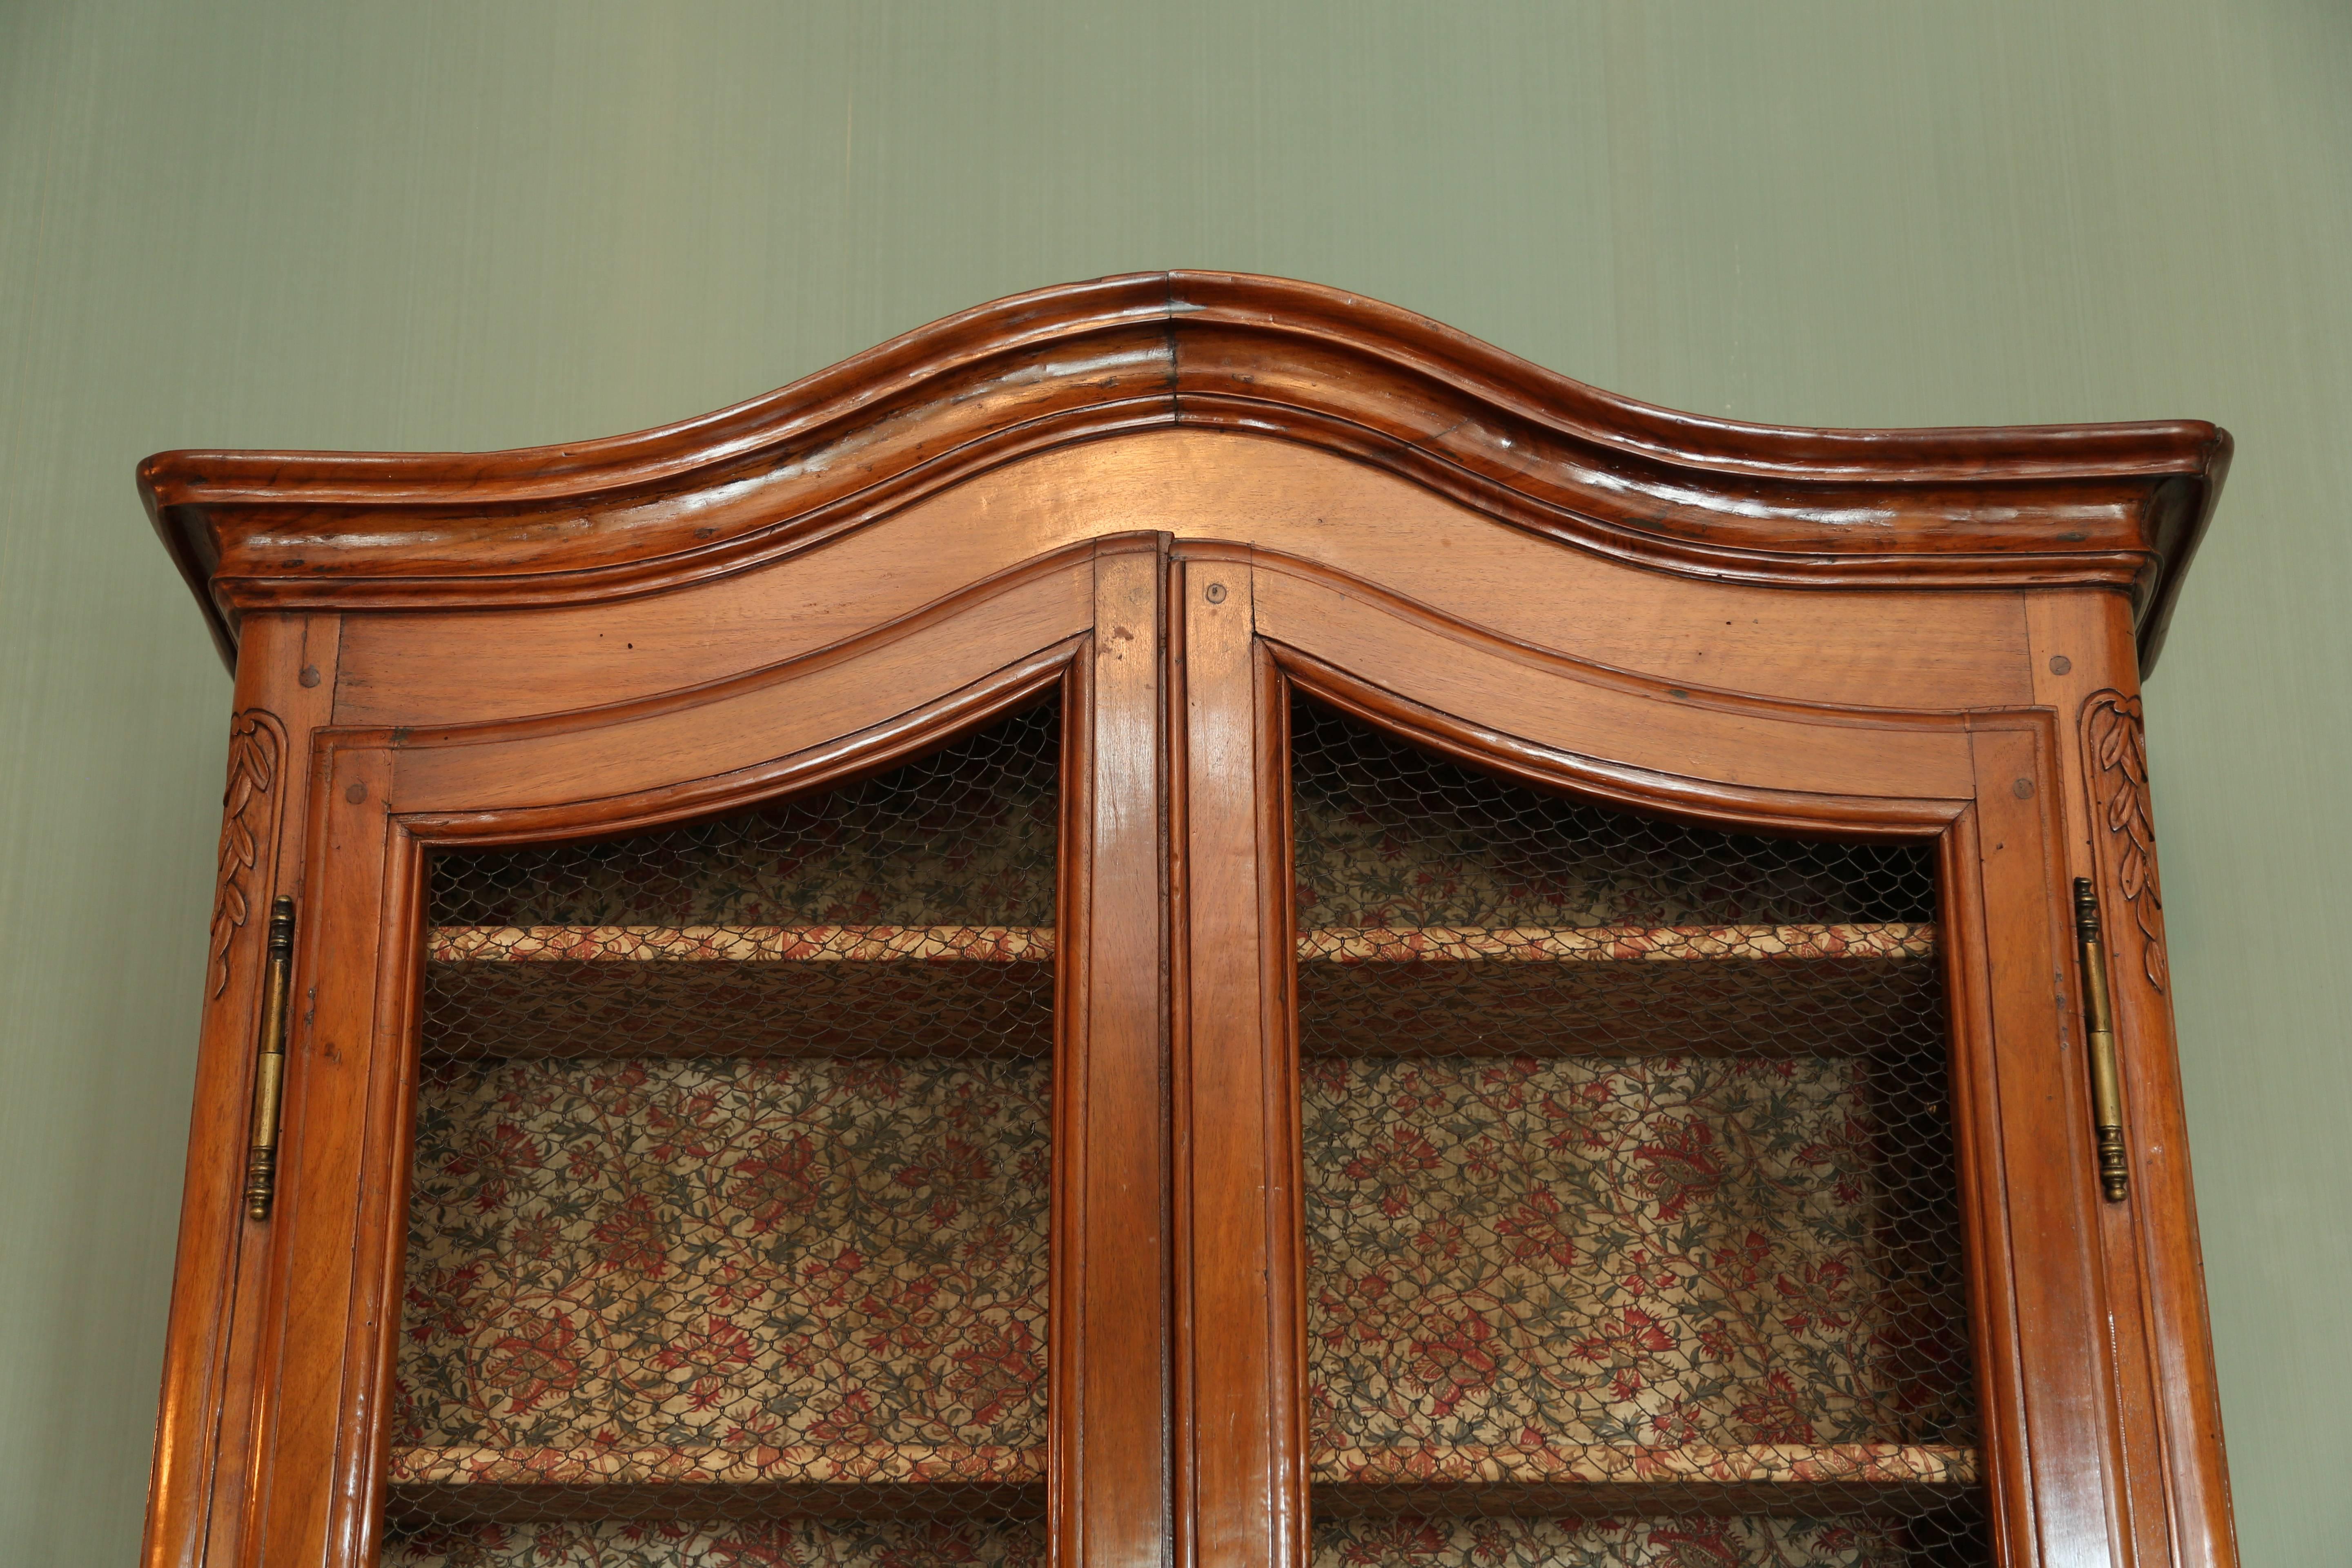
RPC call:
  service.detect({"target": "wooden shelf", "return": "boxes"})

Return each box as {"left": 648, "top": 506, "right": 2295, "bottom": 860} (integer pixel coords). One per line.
{"left": 1299, "top": 922, "right": 1934, "bottom": 965}
{"left": 385, "top": 1443, "right": 1045, "bottom": 1525}
{"left": 428, "top": 921, "right": 1924, "bottom": 969}
{"left": 385, "top": 1441, "right": 1971, "bottom": 1524}
{"left": 423, "top": 920, "right": 1935, "bottom": 1058}
{"left": 430, "top": 924, "right": 1055, "bottom": 964}
{"left": 429, "top": 920, "right": 1925, "bottom": 968}
{"left": 1312, "top": 1442, "right": 1977, "bottom": 1519}
{"left": 1296, "top": 922, "right": 1938, "bottom": 1056}
{"left": 424, "top": 924, "right": 1055, "bottom": 1056}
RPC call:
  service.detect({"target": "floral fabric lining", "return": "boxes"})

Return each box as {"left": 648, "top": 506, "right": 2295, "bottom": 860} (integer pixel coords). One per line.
{"left": 1307, "top": 1513, "right": 1943, "bottom": 1568}
{"left": 398, "top": 1056, "right": 1051, "bottom": 1470}
{"left": 1303, "top": 1051, "right": 1974, "bottom": 1478}
{"left": 384, "top": 1517, "right": 1045, "bottom": 1568}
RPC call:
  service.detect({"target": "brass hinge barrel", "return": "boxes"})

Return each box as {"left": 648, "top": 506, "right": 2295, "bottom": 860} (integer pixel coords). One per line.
{"left": 244, "top": 895, "right": 296, "bottom": 1221}
{"left": 2073, "top": 878, "right": 2129, "bottom": 1203}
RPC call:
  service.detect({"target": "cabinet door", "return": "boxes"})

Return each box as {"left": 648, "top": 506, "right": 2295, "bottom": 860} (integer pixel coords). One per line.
{"left": 227, "top": 542, "right": 1170, "bottom": 1568}
{"left": 1176, "top": 549, "right": 2126, "bottom": 1568}
{"left": 392, "top": 702, "right": 1061, "bottom": 1563}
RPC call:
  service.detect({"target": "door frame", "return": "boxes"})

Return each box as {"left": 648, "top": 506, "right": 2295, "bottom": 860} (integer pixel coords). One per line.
{"left": 234, "top": 539, "right": 1177, "bottom": 1568}
{"left": 1172, "top": 541, "right": 2124, "bottom": 1568}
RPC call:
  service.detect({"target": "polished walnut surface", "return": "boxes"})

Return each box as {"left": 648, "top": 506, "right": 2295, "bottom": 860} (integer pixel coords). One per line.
{"left": 145, "top": 275, "right": 2233, "bottom": 1568}
{"left": 143, "top": 270, "right": 2227, "bottom": 675}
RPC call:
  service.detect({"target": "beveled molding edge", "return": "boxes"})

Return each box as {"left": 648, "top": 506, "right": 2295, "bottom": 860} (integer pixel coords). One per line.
{"left": 140, "top": 271, "right": 2230, "bottom": 673}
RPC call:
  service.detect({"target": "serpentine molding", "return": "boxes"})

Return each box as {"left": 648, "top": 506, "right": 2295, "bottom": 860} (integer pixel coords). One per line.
{"left": 141, "top": 272, "right": 2228, "bottom": 673}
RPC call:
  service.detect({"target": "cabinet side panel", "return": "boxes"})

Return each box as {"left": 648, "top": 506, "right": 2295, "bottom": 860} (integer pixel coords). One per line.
{"left": 143, "top": 612, "right": 338, "bottom": 1568}
{"left": 2030, "top": 593, "right": 2238, "bottom": 1568}
{"left": 2027, "top": 594, "right": 2171, "bottom": 1568}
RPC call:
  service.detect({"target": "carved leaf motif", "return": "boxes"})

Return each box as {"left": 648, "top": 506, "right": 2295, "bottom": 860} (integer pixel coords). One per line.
{"left": 2082, "top": 691, "right": 2168, "bottom": 992}
{"left": 209, "top": 712, "right": 285, "bottom": 998}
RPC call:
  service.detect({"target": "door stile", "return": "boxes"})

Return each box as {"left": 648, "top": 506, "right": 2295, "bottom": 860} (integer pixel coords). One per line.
{"left": 1939, "top": 800, "right": 2040, "bottom": 1568}
{"left": 1255, "top": 632, "right": 1305, "bottom": 1568}
{"left": 246, "top": 739, "right": 412, "bottom": 1568}
{"left": 1057, "top": 537, "right": 1176, "bottom": 1568}
{"left": 1167, "top": 552, "right": 1192, "bottom": 1568}
{"left": 1172, "top": 549, "right": 1308, "bottom": 1568}
{"left": 351, "top": 814, "right": 428, "bottom": 1568}
{"left": 1964, "top": 718, "right": 2133, "bottom": 1568}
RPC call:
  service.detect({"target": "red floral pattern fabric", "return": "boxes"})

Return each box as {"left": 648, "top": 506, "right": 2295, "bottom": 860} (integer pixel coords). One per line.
{"left": 397, "top": 1056, "right": 1050, "bottom": 1479}
{"left": 1308, "top": 1512, "right": 1916, "bottom": 1568}
{"left": 396, "top": 709, "right": 1066, "bottom": 1559}
{"left": 430, "top": 762, "right": 1057, "bottom": 932}
{"left": 1303, "top": 1051, "right": 1974, "bottom": 1480}
{"left": 385, "top": 1517, "right": 1044, "bottom": 1568}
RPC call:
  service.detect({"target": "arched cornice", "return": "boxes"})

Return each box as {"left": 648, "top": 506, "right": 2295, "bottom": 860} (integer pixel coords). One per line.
{"left": 140, "top": 270, "right": 2228, "bottom": 673}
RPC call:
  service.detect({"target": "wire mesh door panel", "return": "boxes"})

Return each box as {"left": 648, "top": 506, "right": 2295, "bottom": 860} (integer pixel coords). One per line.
{"left": 385, "top": 703, "right": 1060, "bottom": 1568}
{"left": 1290, "top": 697, "right": 1986, "bottom": 1568}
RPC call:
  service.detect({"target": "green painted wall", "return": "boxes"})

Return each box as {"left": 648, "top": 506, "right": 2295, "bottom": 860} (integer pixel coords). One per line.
{"left": 4, "top": 2, "right": 2345, "bottom": 1560}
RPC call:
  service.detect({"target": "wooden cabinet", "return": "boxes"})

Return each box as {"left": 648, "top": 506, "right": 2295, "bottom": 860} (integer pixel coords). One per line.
{"left": 139, "top": 273, "right": 2236, "bottom": 1568}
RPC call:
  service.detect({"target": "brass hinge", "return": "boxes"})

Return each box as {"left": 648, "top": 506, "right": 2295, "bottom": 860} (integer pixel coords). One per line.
{"left": 243, "top": 895, "right": 296, "bottom": 1221}
{"left": 2072, "top": 878, "right": 2129, "bottom": 1203}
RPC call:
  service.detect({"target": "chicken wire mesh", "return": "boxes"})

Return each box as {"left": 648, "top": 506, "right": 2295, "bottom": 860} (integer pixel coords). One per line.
{"left": 386, "top": 702, "right": 1060, "bottom": 1568}
{"left": 1290, "top": 697, "right": 1985, "bottom": 1568}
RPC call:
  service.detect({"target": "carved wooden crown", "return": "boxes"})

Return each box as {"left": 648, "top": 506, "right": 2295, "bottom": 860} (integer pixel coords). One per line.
{"left": 140, "top": 271, "right": 2228, "bottom": 672}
